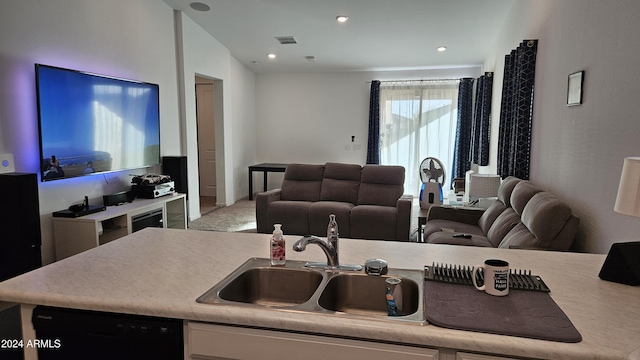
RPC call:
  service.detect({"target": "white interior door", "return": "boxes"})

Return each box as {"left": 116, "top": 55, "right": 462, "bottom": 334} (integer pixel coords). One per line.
{"left": 196, "top": 82, "right": 216, "bottom": 197}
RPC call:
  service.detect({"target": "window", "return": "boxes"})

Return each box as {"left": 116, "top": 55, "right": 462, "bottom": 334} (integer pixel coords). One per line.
{"left": 379, "top": 80, "right": 459, "bottom": 197}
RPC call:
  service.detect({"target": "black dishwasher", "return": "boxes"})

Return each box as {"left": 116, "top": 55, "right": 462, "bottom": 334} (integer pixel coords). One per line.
{"left": 32, "top": 306, "right": 183, "bottom": 360}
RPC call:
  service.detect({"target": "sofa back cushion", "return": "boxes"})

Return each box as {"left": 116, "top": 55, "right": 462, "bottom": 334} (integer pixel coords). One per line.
{"left": 498, "top": 176, "right": 521, "bottom": 207}
{"left": 357, "top": 165, "right": 405, "bottom": 207}
{"left": 280, "top": 164, "right": 324, "bottom": 202}
{"left": 478, "top": 201, "right": 507, "bottom": 235}
{"left": 320, "top": 162, "right": 362, "bottom": 204}
{"left": 486, "top": 208, "right": 521, "bottom": 247}
{"left": 499, "top": 192, "right": 575, "bottom": 250}
{"left": 476, "top": 176, "right": 521, "bottom": 235}
{"left": 510, "top": 180, "right": 542, "bottom": 215}
{"left": 522, "top": 192, "right": 572, "bottom": 243}
{"left": 497, "top": 223, "right": 537, "bottom": 249}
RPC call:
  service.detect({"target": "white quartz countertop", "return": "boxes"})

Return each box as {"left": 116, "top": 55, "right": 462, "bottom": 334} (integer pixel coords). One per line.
{"left": 0, "top": 228, "right": 639, "bottom": 359}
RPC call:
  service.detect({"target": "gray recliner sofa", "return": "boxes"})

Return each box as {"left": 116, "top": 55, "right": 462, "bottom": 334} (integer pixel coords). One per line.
{"left": 256, "top": 162, "right": 412, "bottom": 241}
{"left": 423, "top": 176, "right": 579, "bottom": 251}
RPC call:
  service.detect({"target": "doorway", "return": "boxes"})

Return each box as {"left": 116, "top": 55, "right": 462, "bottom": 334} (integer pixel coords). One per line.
{"left": 195, "top": 76, "right": 216, "bottom": 214}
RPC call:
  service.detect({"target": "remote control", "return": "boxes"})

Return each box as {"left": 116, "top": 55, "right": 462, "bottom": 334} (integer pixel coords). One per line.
{"left": 452, "top": 233, "right": 472, "bottom": 238}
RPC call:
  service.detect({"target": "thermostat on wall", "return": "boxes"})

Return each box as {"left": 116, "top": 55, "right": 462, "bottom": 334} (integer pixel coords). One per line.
{"left": 0, "top": 153, "right": 15, "bottom": 173}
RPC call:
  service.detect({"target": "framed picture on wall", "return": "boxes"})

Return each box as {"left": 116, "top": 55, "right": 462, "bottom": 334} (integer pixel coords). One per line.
{"left": 567, "top": 70, "right": 584, "bottom": 106}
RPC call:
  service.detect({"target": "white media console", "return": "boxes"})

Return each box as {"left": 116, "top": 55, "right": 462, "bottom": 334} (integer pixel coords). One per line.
{"left": 53, "top": 193, "right": 187, "bottom": 261}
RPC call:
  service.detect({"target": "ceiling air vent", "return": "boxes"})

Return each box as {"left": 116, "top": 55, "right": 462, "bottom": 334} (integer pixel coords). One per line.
{"left": 275, "top": 36, "right": 298, "bottom": 45}
{"left": 304, "top": 56, "right": 316, "bottom": 62}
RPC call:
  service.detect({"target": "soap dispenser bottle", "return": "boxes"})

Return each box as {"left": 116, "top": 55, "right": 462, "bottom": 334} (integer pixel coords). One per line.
{"left": 270, "top": 224, "right": 286, "bottom": 265}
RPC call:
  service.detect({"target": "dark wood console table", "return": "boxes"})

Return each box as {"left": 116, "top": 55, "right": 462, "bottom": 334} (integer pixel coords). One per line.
{"left": 248, "top": 163, "right": 288, "bottom": 200}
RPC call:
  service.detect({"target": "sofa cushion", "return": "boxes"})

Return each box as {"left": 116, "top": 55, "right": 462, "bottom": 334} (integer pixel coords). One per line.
{"left": 256, "top": 162, "right": 410, "bottom": 240}
{"left": 510, "top": 181, "right": 542, "bottom": 215}
{"left": 426, "top": 232, "right": 494, "bottom": 247}
{"left": 320, "top": 163, "right": 361, "bottom": 204}
{"left": 498, "top": 223, "right": 539, "bottom": 249}
{"left": 486, "top": 208, "right": 521, "bottom": 247}
{"left": 350, "top": 205, "right": 397, "bottom": 240}
{"left": 498, "top": 176, "right": 521, "bottom": 207}
{"left": 499, "top": 193, "right": 574, "bottom": 250}
{"left": 308, "top": 201, "right": 354, "bottom": 238}
{"left": 424, "top": 219, "right": 485, "bottom": 240}
{"left": 280, "top": 164, "right": 324, "bottom": 202}
{"left": 358, "top": 165, "right": 404, "bottom": 207}
{"left": 521, "top": 192, "right": 573, "bottom": 245}
{"left": 478, "top": 201, "right": 507, "bottom": 235}
{"left": 266, "top": 200, "right": 313, "bottom": 235}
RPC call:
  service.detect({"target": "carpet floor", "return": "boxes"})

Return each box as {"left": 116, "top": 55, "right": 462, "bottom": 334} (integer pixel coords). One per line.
{"left": 190, "top": 199, "right": 257, "bottom": 233}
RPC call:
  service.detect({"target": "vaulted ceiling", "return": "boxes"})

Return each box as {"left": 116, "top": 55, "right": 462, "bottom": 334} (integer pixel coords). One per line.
{"left": 163, "top": 0, "right": 514, "bottom": 73}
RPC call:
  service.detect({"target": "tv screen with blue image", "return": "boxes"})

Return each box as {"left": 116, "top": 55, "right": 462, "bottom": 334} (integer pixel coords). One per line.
{"left": 35, "top": 64, "right": 160, "bottom": 181}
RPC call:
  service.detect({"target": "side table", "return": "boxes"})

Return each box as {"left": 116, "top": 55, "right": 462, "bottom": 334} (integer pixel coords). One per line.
{"left": 415, "top": 206, "right": 430, "bottom": 242}
{"left": 248, "top": 163, "right": 287, "bottom": 200}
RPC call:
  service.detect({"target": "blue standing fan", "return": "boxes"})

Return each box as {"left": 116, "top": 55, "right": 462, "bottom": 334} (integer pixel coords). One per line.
{"left": 419, "top": 157, "right": 445, "bottom": 209}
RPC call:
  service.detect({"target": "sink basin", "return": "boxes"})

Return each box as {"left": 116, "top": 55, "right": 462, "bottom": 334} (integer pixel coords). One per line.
{"left": 317, "top": 272, "right": 420, "bottom": 318}
{"left": 218, "top": 267, "right": 323, "bottom": 306}
{"left": 197, "top": 257, "right": 424, "bottom": 323}
{"left": 197, "top": 258, "right": 325, "bottom": 307}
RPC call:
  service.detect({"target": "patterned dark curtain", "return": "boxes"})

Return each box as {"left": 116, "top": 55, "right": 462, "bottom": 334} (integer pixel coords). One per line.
{"left": 451, "top": 78, "right": 475, "bottom": 186}
{"left": 498, "top": 40, "right": 538, "bottom": 180}
{"left": 366, "top": 80, "right": 381, "bottom": 164}
{"left": 470, "top": 72, "right": 493, "bottom": 166}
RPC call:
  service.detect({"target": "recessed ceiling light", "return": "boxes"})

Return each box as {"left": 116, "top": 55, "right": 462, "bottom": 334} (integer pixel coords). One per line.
{"left": 437, "top": 46, "right": 447, "bottom": 52}
{"left": 336, "top": 15, "right": 349, "bottom": 23}
{"left": 190, "top": 2, "right": 210, "bottom": 11}
{"left": 267, "top": 53, "right": 277, "bottom": 59}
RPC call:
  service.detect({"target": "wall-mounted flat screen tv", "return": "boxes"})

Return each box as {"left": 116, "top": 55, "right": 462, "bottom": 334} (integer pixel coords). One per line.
{"left": 35, "top": 64, "right": 160, "bottom": 182}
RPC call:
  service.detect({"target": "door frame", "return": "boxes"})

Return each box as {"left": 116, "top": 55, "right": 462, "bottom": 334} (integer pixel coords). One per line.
{"left": 194, "top": 75, "right": 225, "bottom": 206}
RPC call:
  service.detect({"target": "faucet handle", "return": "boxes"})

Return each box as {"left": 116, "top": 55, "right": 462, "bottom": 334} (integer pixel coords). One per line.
{"left": 327, "top": 214, "right": 338, "bottom": 237}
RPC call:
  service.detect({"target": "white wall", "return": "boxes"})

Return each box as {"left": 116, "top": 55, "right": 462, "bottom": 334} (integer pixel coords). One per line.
{"left": 176, "top": 12, "right": 258, "bottom": 213}
{"left": 254, "top": 67, "right": 481, "bottom": 192}
{"left": 176, "top": 11, "right": 231, "bottom": 215}
{"left": 484, "top": 0, "right": 640, "bottom": 253}
{"left": 230, "top": 58, "right": 257, "bottom": 201}
{"left": 0, "top": 1, "right": 258, "bottom": 264}
{"left": 0, "top": 0, "right": 180, "bottom": 264}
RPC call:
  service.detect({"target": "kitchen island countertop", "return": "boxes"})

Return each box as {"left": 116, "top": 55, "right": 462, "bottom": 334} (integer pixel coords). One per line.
{"left": 0, "top": 228, "right": 639, "bottom": 359}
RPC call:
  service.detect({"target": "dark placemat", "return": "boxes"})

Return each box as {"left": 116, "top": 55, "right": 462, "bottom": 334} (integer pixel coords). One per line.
{"left": 424, "top": 280, "right": 582, "bottom": 343}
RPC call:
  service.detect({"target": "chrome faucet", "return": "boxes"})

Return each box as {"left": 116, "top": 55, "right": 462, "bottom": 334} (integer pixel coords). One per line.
{"left": 293, "top": 214, "right": 361, "bottom": 271}
{"left": 293, "top": 235, "right": 339, "bottom": 267}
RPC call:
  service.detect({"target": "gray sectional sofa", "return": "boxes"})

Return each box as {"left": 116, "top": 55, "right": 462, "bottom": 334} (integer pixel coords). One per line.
{"left": 423, "top": 176, "right": 579, "bottom": 251}
{"left": 256, "top": 162, "right": 412, "bottom": 241}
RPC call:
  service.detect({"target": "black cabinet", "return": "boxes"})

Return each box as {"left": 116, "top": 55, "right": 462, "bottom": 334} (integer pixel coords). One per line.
{"left": 32, "top": 306, "right": 184, "bottom": 360}
{"left": 0, "top": 173, "right": 42, "bottom": 281}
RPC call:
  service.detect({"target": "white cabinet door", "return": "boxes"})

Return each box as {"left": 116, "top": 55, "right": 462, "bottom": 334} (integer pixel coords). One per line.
{"left": 187, "top": 322, "right": 438, "bottom": 360}
{"left": 456, "top": 352, "right": 520, "bottom": 360}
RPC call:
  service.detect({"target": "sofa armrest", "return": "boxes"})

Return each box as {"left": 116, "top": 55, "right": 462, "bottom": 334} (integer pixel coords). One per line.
{"left": 426, "top": 205, "right": 484, "bottom": 227}
{"left": 256, "top": 189, "right": 281, "bottom": 233}
{"left": 396, "top": 194, "right": 413, "bottom": 241}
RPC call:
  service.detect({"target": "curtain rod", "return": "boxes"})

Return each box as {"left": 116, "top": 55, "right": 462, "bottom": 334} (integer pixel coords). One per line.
{"left": 366, "top": 78, "right": 472, "bottom": 84}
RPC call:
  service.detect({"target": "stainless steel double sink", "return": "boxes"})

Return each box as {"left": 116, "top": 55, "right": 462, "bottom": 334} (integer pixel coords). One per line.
{"left": 197, "top": 258, "right": 425, "bottom": 323}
